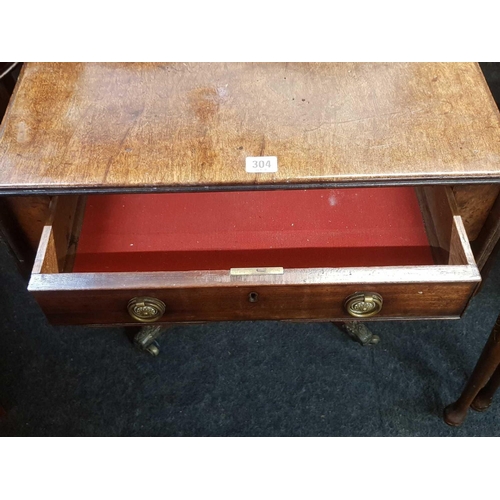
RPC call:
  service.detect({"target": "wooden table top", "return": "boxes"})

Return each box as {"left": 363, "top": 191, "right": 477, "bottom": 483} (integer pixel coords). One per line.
{"left": 1, "top": 62, "right": 500, "bottom": 194}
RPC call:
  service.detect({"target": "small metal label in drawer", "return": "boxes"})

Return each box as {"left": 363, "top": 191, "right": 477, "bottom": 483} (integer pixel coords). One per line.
{"left": 230, "top": 267, "right": 284, "bottom": 276}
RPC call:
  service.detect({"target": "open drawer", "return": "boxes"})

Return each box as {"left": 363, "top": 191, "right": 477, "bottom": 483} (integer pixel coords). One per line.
{"left": 28, "top": 186, "right": 481, "bottom": 325}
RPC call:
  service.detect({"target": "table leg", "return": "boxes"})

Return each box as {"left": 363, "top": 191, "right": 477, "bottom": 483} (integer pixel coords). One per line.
{"left": 471, "top": 363, "right": 500, "bottom": 411}
{"left": 444, "top": 313, "right": 500, "bottom": 426}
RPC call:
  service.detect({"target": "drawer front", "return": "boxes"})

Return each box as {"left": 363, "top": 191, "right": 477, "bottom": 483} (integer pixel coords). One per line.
{"left": 30, "top": 277, "right": 477, "bottom": 325}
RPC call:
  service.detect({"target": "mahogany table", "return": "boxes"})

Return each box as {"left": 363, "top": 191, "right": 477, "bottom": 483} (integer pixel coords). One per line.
{"left": 1, "top": 63, "right": 500, "bottom": 423}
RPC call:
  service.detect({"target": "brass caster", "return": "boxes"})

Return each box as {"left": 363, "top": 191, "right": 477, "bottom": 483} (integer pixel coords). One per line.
{"left": 134, "top": 325, "right": 164, "bottom": 356}
{"left": 336, "top": 321, "right": 381, "bottom": 347}
{"left": 145, "top": 341, "right": 160, "bottom": 356}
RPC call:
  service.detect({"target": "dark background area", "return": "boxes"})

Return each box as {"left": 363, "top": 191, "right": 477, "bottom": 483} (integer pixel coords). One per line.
{"left": 1, "top": 63, "right": 500, "bottom": 436}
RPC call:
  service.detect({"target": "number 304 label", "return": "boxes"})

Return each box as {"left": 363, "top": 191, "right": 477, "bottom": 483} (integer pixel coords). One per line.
{"left": 245, "top": 156, "right": 278, "bottom": 173}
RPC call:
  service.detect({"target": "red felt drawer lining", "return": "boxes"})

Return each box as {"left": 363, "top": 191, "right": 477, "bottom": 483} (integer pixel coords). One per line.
{"left": 72, "top": 188, "right": 434, "bottom": 272}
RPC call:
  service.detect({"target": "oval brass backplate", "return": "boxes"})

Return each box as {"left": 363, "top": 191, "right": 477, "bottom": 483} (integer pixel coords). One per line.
{"left": 127, "top": 297, "right": 166, "bottom": 323}
{"left": 344, "top": 292, "right": 383, "bottom": 318}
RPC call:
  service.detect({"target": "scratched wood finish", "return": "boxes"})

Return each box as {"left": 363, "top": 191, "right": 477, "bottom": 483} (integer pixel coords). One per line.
{"left": 1, "top": 63, "right": 500, "bottom": 194}
{"left": 452, "top": 185, "right": 500, "bottom": 240}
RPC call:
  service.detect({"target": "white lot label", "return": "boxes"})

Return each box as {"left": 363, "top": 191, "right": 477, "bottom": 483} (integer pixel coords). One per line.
{"left": 245, "top": 156, "right": 278, "bottom": 173}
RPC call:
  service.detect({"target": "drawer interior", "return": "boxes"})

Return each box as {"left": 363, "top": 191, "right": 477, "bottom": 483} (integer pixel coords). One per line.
{"left": 28, "top": 186, "right": 481, "bottom": 324}
{"left": 32, "top": 186, "right": 475, "bottom": 275}
{"left": 71, "top": 187, "right": 434, "bottom": 272}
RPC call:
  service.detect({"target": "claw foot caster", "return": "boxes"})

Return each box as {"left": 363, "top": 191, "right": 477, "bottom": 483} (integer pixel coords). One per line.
{"left": 334, "top": 321, "right": 380, "bottom": 346}
{"left": 134, "top": 325, "right": 166, "bottom": 356}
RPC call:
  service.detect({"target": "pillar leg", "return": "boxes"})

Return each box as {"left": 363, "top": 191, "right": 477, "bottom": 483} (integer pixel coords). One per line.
{"left": 444, "top": 313, "right": 500, "bottom": 426}
{"left": 471, "top": 363, "right": 500, "bottom": 412}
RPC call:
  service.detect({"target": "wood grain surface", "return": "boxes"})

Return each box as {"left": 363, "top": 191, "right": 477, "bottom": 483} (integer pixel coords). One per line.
{"left": 452, "top": 185, "right": 500, "bottom": 240}
{"left": 32, "top": 196, "right": 83, "bottom": 274}
{"left": 0, "top": 195, "right": 49, "bottom": 271}
{"left": 1, "top": 63, "right": 500, "bottom": 194}
{"left": 415, "top": 186, "right": 474, "bottom": 265}
{"left": 0, "top": 196, "right": 49, "bottom": 250}
{"left": 29, "top": 271, "right": 479, "bottom": 325}
{"left": 472, "top": 191, "right": 500, "bottom": 270}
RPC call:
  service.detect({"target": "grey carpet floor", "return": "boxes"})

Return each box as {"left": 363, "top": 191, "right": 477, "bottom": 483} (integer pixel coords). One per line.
{"left": 1, "top": 235, "right": 500, "bottom": 436}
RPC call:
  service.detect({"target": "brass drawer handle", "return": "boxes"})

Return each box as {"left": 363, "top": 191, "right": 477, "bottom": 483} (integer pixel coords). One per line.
{"left": 127, "top": 297, "right": 166, "bottom": 323}
{"left": 344, "top": 292, "right": 383, "bottom": 318}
